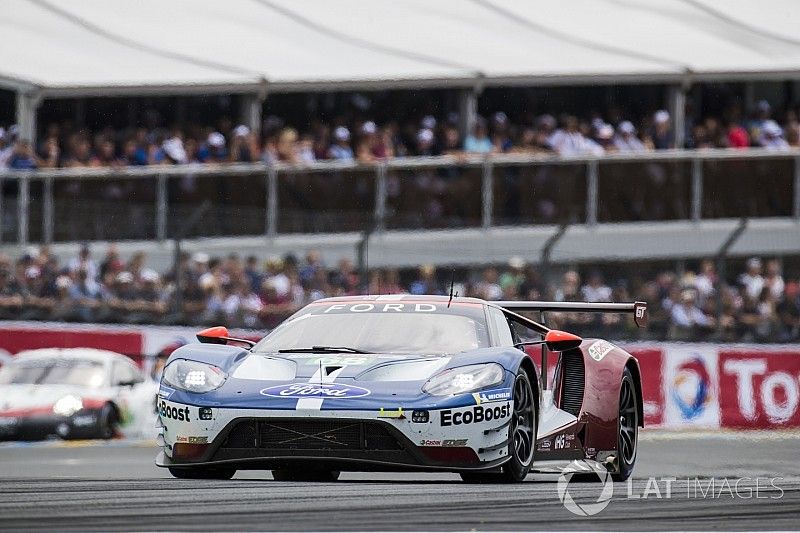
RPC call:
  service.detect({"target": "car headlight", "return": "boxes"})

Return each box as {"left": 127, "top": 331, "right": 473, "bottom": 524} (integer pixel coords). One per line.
{"left": 53, "top": 395, "right": 83, "bottom": 417}
{"left": 162, "top": 359, "right": 227, "bottom": 393}
{"left": 422, "top": 363, "right": 505, "bottom": 396}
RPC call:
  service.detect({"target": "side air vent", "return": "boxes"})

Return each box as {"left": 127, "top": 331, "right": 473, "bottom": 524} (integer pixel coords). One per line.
{"left": 560, "top": 350, "right": 585, "bottom": 416}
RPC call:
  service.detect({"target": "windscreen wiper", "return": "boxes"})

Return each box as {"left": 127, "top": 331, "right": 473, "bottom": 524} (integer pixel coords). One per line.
{"left": 277, "top": 346, "right": 373, "bottom": 354}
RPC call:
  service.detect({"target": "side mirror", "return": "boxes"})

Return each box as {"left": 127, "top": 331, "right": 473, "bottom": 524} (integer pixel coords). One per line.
{"left": 196, "top": 326, "right": 257, "bottom": 348}
{"left": 197, "top": 326, "right": 230, "bottom": 345}
{"left": 544, "top": 330, "right": 583, "bottom": 352}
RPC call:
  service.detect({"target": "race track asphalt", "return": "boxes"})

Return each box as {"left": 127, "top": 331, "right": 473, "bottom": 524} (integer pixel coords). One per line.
{"left": 0, "top": 431, "right": 798, "bottom": 532}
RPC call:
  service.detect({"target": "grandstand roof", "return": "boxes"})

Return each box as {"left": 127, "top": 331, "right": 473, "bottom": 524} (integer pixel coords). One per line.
{"left": 3, "top": 0, "right": 800, "bottom": 96}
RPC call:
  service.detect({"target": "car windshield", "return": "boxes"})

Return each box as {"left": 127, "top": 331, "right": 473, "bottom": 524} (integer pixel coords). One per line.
{"left": 254, "top": 301, "right": 490, "bottom": 355}
{"left": 0, "top": 358, "right": 107, "bottom": 388}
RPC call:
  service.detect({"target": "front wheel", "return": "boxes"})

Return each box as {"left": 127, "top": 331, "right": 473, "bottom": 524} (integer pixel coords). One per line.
{"left": 613, "top": 367, "right": 639, "bottom": 482}
{"left": 168, "top": 467, "right": 236, "bottom": 480}
{"left": 95, "top": 403, "right": 119, "bottom": 440}
{"left": 460, "top": 368, "right": 537, "bottom": 483}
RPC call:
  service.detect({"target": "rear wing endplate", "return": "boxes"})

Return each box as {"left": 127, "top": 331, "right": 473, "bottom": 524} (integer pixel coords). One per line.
{"left": 496, "top": 301, "right": 648, "bottom": 328}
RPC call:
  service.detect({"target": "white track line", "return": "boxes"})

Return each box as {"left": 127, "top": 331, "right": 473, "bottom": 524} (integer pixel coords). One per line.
{"left": 640, "top": 428, "right": 800, "bottom": 441}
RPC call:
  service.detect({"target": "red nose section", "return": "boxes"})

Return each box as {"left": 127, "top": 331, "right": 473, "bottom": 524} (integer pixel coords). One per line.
{"left": 544, "top": 330, "right": 583, "bottom": 352}
{"left": 197, "top": 326, "right": 230, "bottom": 344}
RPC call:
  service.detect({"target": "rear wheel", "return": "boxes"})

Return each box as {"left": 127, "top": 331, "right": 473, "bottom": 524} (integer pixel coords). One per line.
{"left": 613, "top": 367, "right": 638, "bottom": 482}
{"left": 272, "top": 468, "right": 341, "bottom": 482}
{"left": 168, "top": 467, "right": 236, "bottom": 480}
{"left": 460, "top": 368, "right": 536, "bottom": 483}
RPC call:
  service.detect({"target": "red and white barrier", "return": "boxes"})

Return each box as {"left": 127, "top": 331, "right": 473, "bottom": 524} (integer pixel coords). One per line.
{"left": 628, "top": 343, "right": 800, "bottom": 430}
{"left": 1, "top": 321, "right": 798, "bottom": 429}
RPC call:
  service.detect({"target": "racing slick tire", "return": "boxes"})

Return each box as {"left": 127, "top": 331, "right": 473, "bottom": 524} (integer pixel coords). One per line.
{"left": 168, "top": 467, "right": 237, "bottom": 480}
{"left": 612, "top": 367, "right": 638, "bottom": 482}
{"left": 460, "top": 367, "right": 536, "bottom": 483}
{"left": 271, "top": 468, "right": 341, "bottom": 482}
{"left": 95, "top": 403, "right": 119, "bottom": 440}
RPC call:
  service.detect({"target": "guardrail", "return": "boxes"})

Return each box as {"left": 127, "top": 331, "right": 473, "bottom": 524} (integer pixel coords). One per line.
{"left": 1, "top": 148, "right": 798, "bottom": 244}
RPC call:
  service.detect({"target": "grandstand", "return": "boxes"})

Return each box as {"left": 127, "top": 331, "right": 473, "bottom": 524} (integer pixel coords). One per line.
{"left": 1, "top": 0, "right": 799, "bottom": 343}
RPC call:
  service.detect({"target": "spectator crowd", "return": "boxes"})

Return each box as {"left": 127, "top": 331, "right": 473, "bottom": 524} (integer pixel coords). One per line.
{"left": 2, "top": 99, "right": 799, "bottom": 171}
{"left": 1, "top": 245, "right": 797, "bottom": 343}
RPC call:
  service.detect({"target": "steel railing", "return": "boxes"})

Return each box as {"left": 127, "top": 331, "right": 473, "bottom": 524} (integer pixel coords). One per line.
{"left": 1, "top": 148, "right": 798, "bottom": 245}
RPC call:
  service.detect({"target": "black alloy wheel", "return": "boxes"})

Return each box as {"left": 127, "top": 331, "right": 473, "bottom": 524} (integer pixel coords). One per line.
{"left": 613, "top": 367, "right": 638, "bottom": 481}
{"left": 460, "top": 368, "right": 536, "bottom": 483}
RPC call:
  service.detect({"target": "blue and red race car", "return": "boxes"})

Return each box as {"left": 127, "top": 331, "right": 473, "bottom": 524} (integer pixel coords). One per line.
{"left": 156, "top": 295, "right": 646, "bottom": 482}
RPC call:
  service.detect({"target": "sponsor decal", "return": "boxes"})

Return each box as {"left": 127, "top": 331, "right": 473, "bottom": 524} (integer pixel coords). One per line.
{"left": 176, "top": 436, "right": 208, "bottom": 444}
{"left": 260, "top": 383, "right": 371, "bottom": 399}
{"left": 284, "top": 354, "right": 400, "bottom": 364}
{"left": 588, "top": 340, "right": 615, "bottom": 362}
{"left": 440, "top": 403, "right": 511, "bottom": 426}
{"left": 378, "top": 407, "right": 405, "bottom": 418}
{"left": 71, "top": 415, "right": 97, "bottom": 427}
{"left": 420, "top": 438, "right": 469, "bottom": 447}
{"left": 158, "top": 400, "right": 191, "bottom": 422}
{"left": 554, "top": 434, "right": 566, "bottom": 450}
{"left": 538, "top": 439, "right": 552, "bottom": 450}
{"left": 158, "top": 386, "right": 175, "bottom": 399}
{"left": 311, "top": 356, "right": 372, "bottom": 366}
{"left": 322, "top": 303, "right": 438, "bottom": 314}
{"left": 472, "top": 388, "right": 512, "bottom": 405}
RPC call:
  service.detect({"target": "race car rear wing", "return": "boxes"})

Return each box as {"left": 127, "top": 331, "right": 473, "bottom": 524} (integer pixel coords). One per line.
{"left": 495, "top": 301, "right": 648, "bottom": 328}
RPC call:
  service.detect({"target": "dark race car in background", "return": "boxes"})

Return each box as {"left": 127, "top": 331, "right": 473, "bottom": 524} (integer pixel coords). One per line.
{"left": 155, "top": 295, "right": 646, "bottom": 482}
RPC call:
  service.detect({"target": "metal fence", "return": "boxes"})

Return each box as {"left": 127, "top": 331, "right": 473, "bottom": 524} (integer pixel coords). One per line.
{"left": 1, "top": 149, "right": 799, "bottom": 245}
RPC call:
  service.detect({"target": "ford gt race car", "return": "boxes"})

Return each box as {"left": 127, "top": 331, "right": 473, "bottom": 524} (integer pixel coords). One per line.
{"left": 156, "top": 295, "right": 646, "bottom": 482}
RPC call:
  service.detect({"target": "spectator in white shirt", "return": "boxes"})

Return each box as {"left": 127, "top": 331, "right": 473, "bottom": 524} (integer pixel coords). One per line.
{"left": 693, "top": 259, "right": 717, "bottom": 304}
{"left": 613, "top": 121, "right": 647, "bottom": 152}
{"left": 759, "top": 120, "right": 790, "bottom": 151}
{"left": 549, "top": 115, "right": 604, "bottom": 156}
{"left": 739, "top": 257, "right": 765, "bottom": 301}
{"left": 328, "top": 127, "right": 354, "bottom": 160}
{"left": 764, "top": 259, "right": 785, "bottom": 301}
{"left": 581, "top": 272, "right": 612, "bottom": 303}
{"left": 670, "top": 289, "right": 715, "bottom": 339}
{"left": 68, "top": 244, "right": 99, "bottom": 282}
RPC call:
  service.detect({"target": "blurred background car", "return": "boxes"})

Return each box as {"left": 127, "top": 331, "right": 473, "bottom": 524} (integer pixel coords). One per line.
{"left": 0, "top": 348, "right": 157, "bottom": 441}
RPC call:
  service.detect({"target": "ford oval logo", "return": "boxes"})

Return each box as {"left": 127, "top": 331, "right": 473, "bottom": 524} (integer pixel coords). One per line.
{"left": 260, "top": 383, "right": 371, "bottom": 399}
